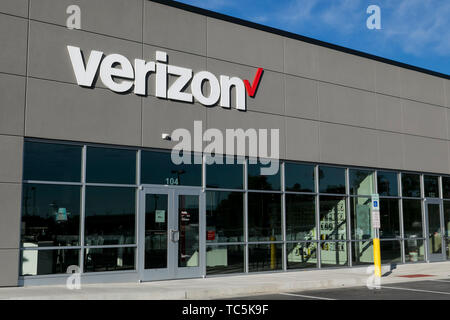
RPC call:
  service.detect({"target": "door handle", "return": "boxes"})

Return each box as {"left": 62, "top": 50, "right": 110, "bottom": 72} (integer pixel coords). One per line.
{"left": 170, "top": 229, "right": 179, "bottom": 242}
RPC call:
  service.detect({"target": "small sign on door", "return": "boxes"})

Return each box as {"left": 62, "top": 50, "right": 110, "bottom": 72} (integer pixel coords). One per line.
{"left": 155, "top": 210, "right": 165, "bottom": 223}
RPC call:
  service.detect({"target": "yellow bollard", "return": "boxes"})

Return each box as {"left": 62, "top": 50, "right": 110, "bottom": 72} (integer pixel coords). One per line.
{"left": 270, "top": 236, "right": 276, "bottom": 269}
{"left": 373, "top": 237, "right": 382, "bottom": 277}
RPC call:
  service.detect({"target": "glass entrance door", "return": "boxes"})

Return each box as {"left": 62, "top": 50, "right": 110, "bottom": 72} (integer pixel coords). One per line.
{"left": 425, "top": 200, "right": 445, "bottom": 262}
{"left": 139, "top": 187, "right": 204, "bottom": 281}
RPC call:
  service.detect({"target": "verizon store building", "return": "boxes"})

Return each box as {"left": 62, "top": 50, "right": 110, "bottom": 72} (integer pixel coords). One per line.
{"left": 1, "top": 0, "right": 450, "bottom": 287}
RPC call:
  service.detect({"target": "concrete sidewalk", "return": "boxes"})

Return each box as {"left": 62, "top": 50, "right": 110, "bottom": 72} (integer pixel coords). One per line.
{"left": 1, "top": 261, "right": 449, "bottom": 300}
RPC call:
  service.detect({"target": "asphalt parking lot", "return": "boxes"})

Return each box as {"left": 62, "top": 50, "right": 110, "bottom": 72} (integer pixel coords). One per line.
{"left": 232, "top": 278, "right": 450, "bottom": 300}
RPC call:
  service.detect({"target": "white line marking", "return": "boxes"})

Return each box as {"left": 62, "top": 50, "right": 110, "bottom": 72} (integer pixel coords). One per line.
{"left": 381, "top": 286, "right": 450, "bottom": 295}
{"left": 279, "top": 292, "right": 336, "bottom": 300}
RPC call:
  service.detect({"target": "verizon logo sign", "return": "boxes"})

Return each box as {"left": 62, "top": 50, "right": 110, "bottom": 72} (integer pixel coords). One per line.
{"left": 67, "top": 46, "right": 263, "bottom": 111}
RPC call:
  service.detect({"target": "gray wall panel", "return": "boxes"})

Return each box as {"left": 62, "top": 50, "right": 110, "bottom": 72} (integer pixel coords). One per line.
{"left": 285, "top": 75, "right": 318, "bottom": 120}
{"left": 26, "top": 78, "right": 141, "bottom": 146}
{"left": 400, "top": 68, "right": 446, "bottom": 107}
{"left": 30, "top": 0, "right": 143, "bottom": 42}
{"left": 403, "top": 135, "right": 449, "bottom": 174}
{"left": 402, "top": 100, "right": 447, "bottom": 140}
{"left": 315, "top": 46, "right": 375, "bottom": 92}
{"left": 376, "top": 95, "right": 403, "bottom": 133}
{"left": 445, "top": 80, "right": 450, "bottom": 108}
{"left": 206, "top": 18, "right": 284, "bottom": 72}
{"left": 284, "top": 38, "right": 317, "bottom": 79}
{"left": 0, "top": 74, "right": 25, "bottom": 136}
{"left": 0, "top": 14, "right": 27, "bottom": 76}
{"left": 0, "top": 0, "right": 28, "bottom": 17}
{"left": 0, "top": 183, "right": 21, "bottom": 249}
{"left": 28, "top": 21, "right": 142, "bottom": 87}
{"left": 374, "top": 61, "right": 402, "bottom": 98}
{"left": 285, "top": 117, "right": 319, "bottom": 162}
{"left": 0, "top": 135, "right": 23, "bottom": 183}
{"left": 319, "top": 122, "right": 378, "bottom": 167}
{"left": 206, "top": 58, "right": 284, "bottom": 115}
{"left": 142, "top": 96, "right": 206, "bottom": 150}
{"left": 318, "top": 83, "right": 377, "bottom": 129}
{"left": 144, "top": 1, "right": 206, "bottom": 55}
{"left": 377, "top": 132, "right": 404, "bottom": 170}
{"left": 0, "top": 249, "right": 19, "bottom": 287}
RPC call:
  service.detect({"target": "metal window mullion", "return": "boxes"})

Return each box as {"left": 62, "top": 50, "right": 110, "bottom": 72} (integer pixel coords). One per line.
{"left": 315, "top": 165, "right": 321, "bottom": 269}
{"left": 420, "top": 174, "right": 428, "bottom": 263}
{"left": 79, "top": 145, "right": 87, "bottom": 273}
{"left": 244, "top": 158, "right": 249, "bottom": 273}
{"left": 399, "top": 172, "right": 405, "bottom": 264}
{"left": 281, "top": 161, "right": 286, "bottom": 271}
{"left": 345, "top": 168, "right": 352, "bottom": 267}
{"left": 135, "top": 149, "right": 141, "bottom": 273}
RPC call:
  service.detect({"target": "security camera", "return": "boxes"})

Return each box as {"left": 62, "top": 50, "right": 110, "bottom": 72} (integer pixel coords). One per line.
{"left": 162, "top": 133, "right": 172, "bottom": 141}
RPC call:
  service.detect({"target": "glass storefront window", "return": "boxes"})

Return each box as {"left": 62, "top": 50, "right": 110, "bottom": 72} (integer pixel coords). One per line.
{"left": 402, "top": 173, "right": 421, "bottom": 197}
{"left": 248, "top": 161, "right": 281, "bottom": 191}
{"left": 319, "top": 166, "right": 346, "bottom": 194}
{"left": 248, "top": 243, "right": 282, "bottom": 272}
{"left": 86, "top": 147, "right": 136, "bottom": 184}
{"left": 377, "top": 171, "right": 398, "bottom": 197}
{"left": 349, "top": 169, "right": 373, "bottom": 196}
{"left": 443, "top": 177, "right": 450, "bottom": 199}
{"left": 351, "top": 240, "right": 374, "bottom": 266}
{"left": 206, "top": 245, "right": 244, "bottom": 275}
{"left": 402, "top": 199, "right": 423, "bottom": 238}
{"left": 319, "top": 196, "right": 347, "bottom": 241}
{"left": 350, "top": 197, "right": 372, "bottom": 240}
{"left": 84, "top": 247, "right": 135, "bottom": 272}
{"left": 23, "top": 142, "right": 81, "bottom": 182}
{"left": 424, "top": 175, "right": 439, "bottom": 198}
{"left": 85, "top": 187, "right": 136, "bottom": 245}
{"left": 445, "top": 201, "right": 450, "bottom": 237}
{"left": 141, "top": 150, "right": 202, "bottom": 186}
{"left": 206, "top": 191, "right": 244, "bottom": 243}
{"left": 285, "top": 195, "right": 316, "bottom": 241}
{"left": 206, "top": 158, "right": 243, "bottom": 189}
{"left": 405, "top": 239, "right": 425, "bottom": 262}
{"left": 380, "top": 240, "right": 402, "bottom": 264}
{"left": 20, "top": 249, "right": 79, "bottom": 276}
{"left": 320, "top": 242, "right": 348, "bottom": 267}
{"left": 21, "top": 184, "right": 81, "bottom": 247}
{"left": 248, "top": 193, "right": 282, "bottom": 241}
{"left": 380, "top": 198, "right": 400, "bottom": 239}
{"left": 284, "top": 163, "right": 315, "bottom": 192}
{"left": 287, "top": 242, "right": 317, "bottom": 269}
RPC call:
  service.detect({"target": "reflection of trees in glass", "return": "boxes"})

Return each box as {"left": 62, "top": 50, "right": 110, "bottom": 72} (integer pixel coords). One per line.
{"left": 402, "top": 174, "right": 420, "bottom": 197}
{"left": 248, "top": 175, "right": 273, "bottom": 190}
{"left": 206, "top": 192, "right": 243, "bottom": 241}
{"left": 248, "top": 193, "right": 281, "bottom": 241}
{"left": 318, "top": 168, "right": 345, "bottom": 194}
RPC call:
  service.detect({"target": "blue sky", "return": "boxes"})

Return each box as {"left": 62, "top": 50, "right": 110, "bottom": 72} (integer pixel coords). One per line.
{"left": 176, "top": 0, "right": 450, "bottom": 76}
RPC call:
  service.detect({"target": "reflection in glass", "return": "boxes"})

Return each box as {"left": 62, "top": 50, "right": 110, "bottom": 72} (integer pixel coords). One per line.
{"left": 402, "top": 173, "right": 420, "bottom": 197}
{"left": 86, "top": 147, "right": 136, "bottom": 184}
{"left": 145, "top": 194, "right": 168, "bottom": 269}
{"left": 349, "top": 169, "right": 373, "bottom": 196}
{"left": 350, "top": 197, "right": 372, "bottom": 240}
{"left": 443, "top": 177, "right": 450, "bottom": 199}
{"left": 427, "top": 203, "right": 443, "bottom": 256}
{"left": 206, "top": 191, "right": 244, "bottom": 243}
{"left": 248, "top": 193, "right": 282, "bottom": 241}
{"left": 84, "top": 247, "right": 135, "bottom": 272}
{"left": 21, "top": 184, "right": 80, "bottom": 247}
{"left": 248, "top": 161, "right": 280, "bottom": 191}
{"left": 380, "top": 240, "right": 402, "bottom": 263}
{"left": 178, "top": 195, "right": 199, "bottom": 268}
{"left": 285, "top": 195, "right": 316, "bottom": 241}
{"left": 319, "top": 166, "right": 345, "bottom": 194}
{"left": 320, "top": 242, "right": 348, "bottom": 267}
{"left": 23, "top": 141, "right": 82, "bottom": 182}
{"left": 248, "top": 243, "right": 282, "bottom": 272}
{"left": 206, "top": 245, "right": 244, "bottom": 275}
{"left": 405, "top": 239, "right": 425, "bottom": 262}
{"left": 85, "top": 187, "right": 136, "bottom": 245}
{"left": 287, "top": 242, "right": 317, "bottom": 269}
{"left": 380, "top": 198, "right": 400, "bottom": 239}
{"left": 141, "top": 150, "right": 202, "bottom": 186}
{"left": 352, "top": 241, "right": 374, "bottom": 266}
{"left": 445, "top": 201, "right": 450, "bottom": 237}
{"left": 377, "top": 171, "right": 398, "bottom": 196}
{"left": 284, "top": 163, "right": 315, "bottom": 192}
{"left": 319, "top": 196, "right": 347, "bottom": 241}
{"left": 424, "top": 176, "right": 439, "bottom": 198}
{"left": 402, "top": 199, "right": 423, "bottom": 238}
{"left": 206, "top": 158, "right": 243, "bottom": 189}
{"left": 20, "top": 249, "right": 79, "bottom": 276}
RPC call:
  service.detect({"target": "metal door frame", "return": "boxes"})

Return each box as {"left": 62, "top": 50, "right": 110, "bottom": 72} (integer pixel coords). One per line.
{"left": 138, "top": 185, "right": 205, "bottom": 282}
{"left": 424, "top": 198, "right": 445, "bottom": 262}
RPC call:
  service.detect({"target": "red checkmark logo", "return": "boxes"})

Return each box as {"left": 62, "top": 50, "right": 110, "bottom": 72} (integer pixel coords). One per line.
{"left": 244, "top": 68, "right": 263, "bottom": 97}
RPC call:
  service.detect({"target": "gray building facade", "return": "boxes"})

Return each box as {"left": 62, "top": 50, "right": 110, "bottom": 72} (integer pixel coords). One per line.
{"left": 0, "top": 0, "right": 449, "bottom": 287}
